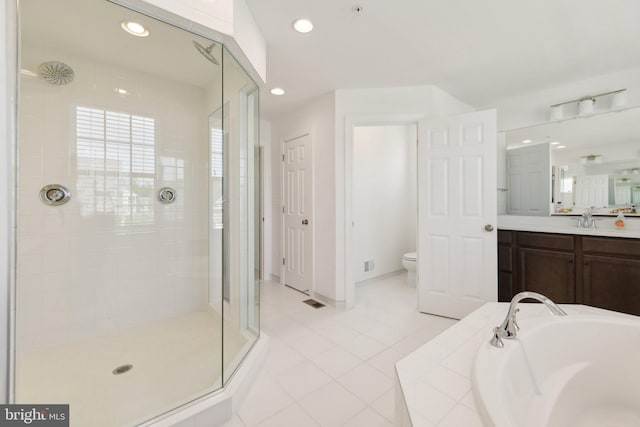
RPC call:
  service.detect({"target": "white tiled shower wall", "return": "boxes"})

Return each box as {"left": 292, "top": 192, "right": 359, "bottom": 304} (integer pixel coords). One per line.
{"left": 17, "top": 47, "right": 212, "bottom": 353}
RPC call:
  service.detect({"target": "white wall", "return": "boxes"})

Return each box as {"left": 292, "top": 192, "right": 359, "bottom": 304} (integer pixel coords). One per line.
{"left": 352, "top": 125, "right": 417, "bottom": 283}
{"left": 488, "top": 66, "right": 640, "bottom": 132}
{"left": 17, "top": 48, "right": 210, "bottom": 353}
{"left": 270, "top": 92, "right": 336, "bottom": 296}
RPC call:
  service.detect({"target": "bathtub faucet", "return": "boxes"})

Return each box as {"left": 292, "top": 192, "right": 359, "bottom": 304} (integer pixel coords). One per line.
{"left": 490, "top": 291, "right": 567, "bottom": 348}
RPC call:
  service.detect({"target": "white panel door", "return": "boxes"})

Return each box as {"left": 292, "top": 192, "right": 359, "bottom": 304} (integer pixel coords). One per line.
{"left": 283, "top": 134, "right": 312, "bottom": 292}
{"left": 575, "top": 174, "right": 609, "bottom": 208}
{"left": 507, "top": 143, "right": 551, "bottom": 216}
{"left": 418, "top": 110, "right": 497, "bottom": 319}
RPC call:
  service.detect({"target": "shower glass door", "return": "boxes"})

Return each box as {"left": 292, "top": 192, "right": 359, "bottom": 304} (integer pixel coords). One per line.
{"left": 14, "top": 0, "right": 259, "bottom": 425}
{"left": 221, "top": 45, "right": 260, "bottom": 385}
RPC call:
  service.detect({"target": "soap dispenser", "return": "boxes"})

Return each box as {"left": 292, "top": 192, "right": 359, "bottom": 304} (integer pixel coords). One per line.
{"left": 615, "top": 212, "right": 625, "bottom": 229}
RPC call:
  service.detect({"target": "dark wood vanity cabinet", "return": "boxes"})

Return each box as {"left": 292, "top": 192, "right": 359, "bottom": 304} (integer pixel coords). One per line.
{"left": 517, "top": 232, "right": 575, "bottom": 303}
{"left": 497, "top": 230, "right": 515, "bottom": 302}
{"left": 497, "top": 230, "right": 640, "bottom": 316}
{"left": 581, "top": 236, "right": 640, "bottom": 315}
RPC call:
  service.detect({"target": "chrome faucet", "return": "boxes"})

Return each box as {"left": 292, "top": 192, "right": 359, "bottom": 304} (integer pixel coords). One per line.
{"left": 576, "top": 206, "right": 599, "bottom": 229}
{"left": 490, "top": 291, "right": 567, "bottom": 348}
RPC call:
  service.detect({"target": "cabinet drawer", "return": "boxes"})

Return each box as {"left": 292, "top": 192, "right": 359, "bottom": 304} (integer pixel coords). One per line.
{"left": 517, "top": 232, "right": 574, "bottom": 251}
{"left": 582, "top": 236, "right": 640, "bottom": 259}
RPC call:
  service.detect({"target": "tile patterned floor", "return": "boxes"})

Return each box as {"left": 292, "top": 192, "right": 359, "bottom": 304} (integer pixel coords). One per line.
{"left": 226, "top": 273, "right": 458, "bottom": 427}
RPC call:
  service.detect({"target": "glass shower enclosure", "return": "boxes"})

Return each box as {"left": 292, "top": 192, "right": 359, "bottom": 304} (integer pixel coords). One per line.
{"left": 12, "top": 0, "right": 260, "bottom": 425}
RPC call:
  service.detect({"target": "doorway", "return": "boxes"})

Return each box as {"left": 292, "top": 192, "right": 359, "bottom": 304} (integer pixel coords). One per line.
{"left": 352, "top": 124, "right": 418, "bottom": 287}
{"left": 344, "top": 115, "right": 423, "bottom": 308}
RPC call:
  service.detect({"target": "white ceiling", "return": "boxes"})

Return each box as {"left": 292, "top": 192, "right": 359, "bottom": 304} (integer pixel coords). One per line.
{"left": 245, "top": 0, "right": 640, "bottom": 120}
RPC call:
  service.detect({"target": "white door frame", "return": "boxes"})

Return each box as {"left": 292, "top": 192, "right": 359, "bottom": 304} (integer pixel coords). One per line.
{"left": 280, "top": 132, "right": 315, "bottom": 293}
{"left": 344, "top": 114, "right": 424, "bottom": 309}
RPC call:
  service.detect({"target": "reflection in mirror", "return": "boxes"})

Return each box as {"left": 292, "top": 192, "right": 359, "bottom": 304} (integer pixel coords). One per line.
{"left": 505, "top": 106, "right": 640, "bottom": 216}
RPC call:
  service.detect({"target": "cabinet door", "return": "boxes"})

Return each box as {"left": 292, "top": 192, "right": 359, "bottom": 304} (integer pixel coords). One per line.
{"left": 583, "top": 255, "right": 640, "bottom": 316}
{"left": 519, "top": 248, "right": 575, "bottom": 303}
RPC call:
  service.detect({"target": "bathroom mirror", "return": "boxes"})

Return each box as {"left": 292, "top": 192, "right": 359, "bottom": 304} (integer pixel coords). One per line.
{"left": 505, "top": 106, "right": 640, "bottom": 216}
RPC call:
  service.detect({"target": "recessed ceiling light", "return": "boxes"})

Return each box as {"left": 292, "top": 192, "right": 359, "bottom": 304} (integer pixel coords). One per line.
{"left": 121, "top": 21, "right": 149, "bottom": 37}
{"left": 556, "top": 145, "right": 566, "bottom": 149}
{"left": 293, "top": 18, "right": 314, "bottom": 33}
{"left": 270, "top": 87, "right": 285, "bottom": 96}
{"left": 522, "top": 139, "right": 532, "bottom": 144}
{"left": 116, "top": 88, "right": 129, "bottom": 95}
{"left": 550, "top": 141, "right": 560, "bottom": 145}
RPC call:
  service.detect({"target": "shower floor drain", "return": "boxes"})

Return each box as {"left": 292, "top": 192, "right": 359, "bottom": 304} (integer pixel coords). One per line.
{"left": 112, "top": 364, "right": 133, "bottom": 375}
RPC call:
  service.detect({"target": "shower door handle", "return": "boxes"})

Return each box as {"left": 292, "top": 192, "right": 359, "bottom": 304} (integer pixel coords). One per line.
{"left": 302, "top": 219, "right": 309, "bottom": 225}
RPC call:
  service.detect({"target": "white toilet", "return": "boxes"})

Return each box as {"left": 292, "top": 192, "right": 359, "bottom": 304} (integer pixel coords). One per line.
{"left": 402, "top": 252, "right": 417, "bottom": 287}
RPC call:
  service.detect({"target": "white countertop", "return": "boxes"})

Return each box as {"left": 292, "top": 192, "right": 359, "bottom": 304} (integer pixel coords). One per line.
{"left": 497, "top": 215, "right": 640, "bottom": 239}
{"left": 394, "top": 303, "right": 633, "bottom": 427}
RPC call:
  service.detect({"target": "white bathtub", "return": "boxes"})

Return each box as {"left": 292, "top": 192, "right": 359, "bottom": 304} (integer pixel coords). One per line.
{"left": 473, "top": 313, "right": 640, "bottom": 427}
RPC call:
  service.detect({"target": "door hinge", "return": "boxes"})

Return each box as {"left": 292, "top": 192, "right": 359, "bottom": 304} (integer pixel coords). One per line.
{"left": 282, "top": 206, "right": 285, "bottom": 213}
{"left": 282, "top": 257, "right": 285, "bottom": 265}
{"left": 282, "top": 154, "right": 285, "bottom": 161}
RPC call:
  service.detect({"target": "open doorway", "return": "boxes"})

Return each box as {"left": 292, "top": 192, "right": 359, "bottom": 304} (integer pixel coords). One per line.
{"left": 351, "top": 123, "right": 418, "bottom": 304}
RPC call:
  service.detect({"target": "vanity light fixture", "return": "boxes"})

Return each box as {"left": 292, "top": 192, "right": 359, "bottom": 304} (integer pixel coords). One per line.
{"left": 612, "top": 90, "right": 628, "bottom": 109}
{"left": 293, "top": 18, "right": 314, "bottom": 33}
{"left": 549, "top": 89, "right": 627, "bottom": 120}
{"left": 270, "top": 87, "right": 285, "bottom": 96}
{"left": 550, "top": 105, "right": 564, "bottom": 121}
{"left": 121, "top": 21, "right": 149, "bottom": 37}
{"left": 578, "top": 97, "right": 595, "bottom": 116}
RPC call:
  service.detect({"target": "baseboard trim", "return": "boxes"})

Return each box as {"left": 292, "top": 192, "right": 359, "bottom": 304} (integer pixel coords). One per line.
{"left": 355, "top": 269, "right": 405, "bottom": 288}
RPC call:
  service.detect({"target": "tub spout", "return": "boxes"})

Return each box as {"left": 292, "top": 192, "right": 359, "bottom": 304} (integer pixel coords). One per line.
{"left": 490, "top": 291, "right": 567, "bottom": 348}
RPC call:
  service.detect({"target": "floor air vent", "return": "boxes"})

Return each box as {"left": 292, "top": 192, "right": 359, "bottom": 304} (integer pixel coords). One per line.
{"left": 303, "top": 299, "right": 326, "bottom": 309}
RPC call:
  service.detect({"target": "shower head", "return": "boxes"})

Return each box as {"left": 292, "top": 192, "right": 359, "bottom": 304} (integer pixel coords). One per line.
{"left": 38, "top": 61, "right": 74, "bottom": 85}
{"left": 193, "top": 41, "right": 219, "bottom": 66}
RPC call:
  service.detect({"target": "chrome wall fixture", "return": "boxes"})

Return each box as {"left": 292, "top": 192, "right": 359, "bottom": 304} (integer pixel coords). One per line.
{"left": 39, "top": 184, "right": 71, "bottom": 206}
{"left": 549, "top": 88, "right": 627, "bottom": 121}
{"left": 158, "top": 187, "right": 176, "bottom": 204}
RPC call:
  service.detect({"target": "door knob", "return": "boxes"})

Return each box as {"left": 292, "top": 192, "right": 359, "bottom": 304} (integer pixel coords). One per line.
{"left": 484, "top": 224, "right": 494, "bottom": 232}
{"left": 302, "top": 219, "right": 309, "bottom": 225}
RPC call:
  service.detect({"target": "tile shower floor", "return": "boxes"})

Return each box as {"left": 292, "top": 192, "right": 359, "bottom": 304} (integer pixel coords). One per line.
{"left": 16, "top": 310, "right": 248, "bottom": 427}
{"left": 224, "top": 273, "right": 459, "bottom": 427}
